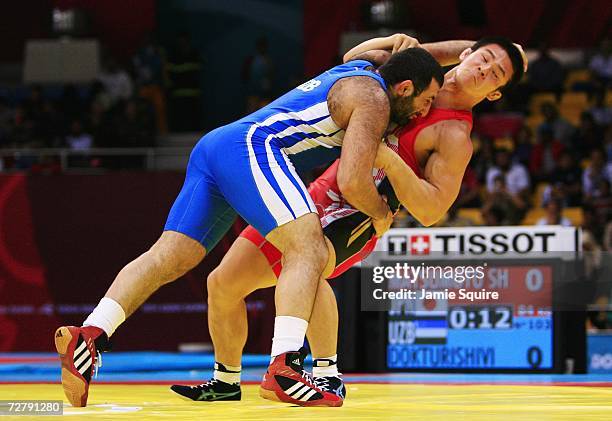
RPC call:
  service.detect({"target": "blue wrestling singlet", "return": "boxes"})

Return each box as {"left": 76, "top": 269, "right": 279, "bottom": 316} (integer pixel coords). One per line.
{"left": 164, "top": 60, "right": 387, "bottom": 251}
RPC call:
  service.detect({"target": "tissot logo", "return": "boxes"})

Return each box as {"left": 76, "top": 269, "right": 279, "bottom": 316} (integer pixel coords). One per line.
{"left": 386, "top": 232, "right": 558, "bottom": 255}
{"left": 387, "top": 235, "right": 408, "bottom": 255}
{"left": 410, "top": 235, "right": 430, "bottom": 255}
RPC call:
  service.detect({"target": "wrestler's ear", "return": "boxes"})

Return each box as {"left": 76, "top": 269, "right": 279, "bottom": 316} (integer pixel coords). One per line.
{"left": 486, "top": 90, "right": 502, "bottom": 101}
{"left": 395, "top": 80, "right": 414, "bottom": 97}
{"left": 459, "top": 48, "right": 472, "bottom": 61}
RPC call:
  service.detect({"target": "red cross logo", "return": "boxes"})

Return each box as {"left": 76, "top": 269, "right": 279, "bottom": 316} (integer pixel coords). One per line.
{"left": 410, "top": 235, "right": 430, "bottom": 255}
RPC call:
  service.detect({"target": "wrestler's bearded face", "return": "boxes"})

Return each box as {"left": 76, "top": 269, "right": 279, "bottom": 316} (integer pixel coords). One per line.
{"left": 389, "top": 92, "right": 417, "bottom": 126}
{"left": 389, "top": 78, "right": 439, "bottom": 125}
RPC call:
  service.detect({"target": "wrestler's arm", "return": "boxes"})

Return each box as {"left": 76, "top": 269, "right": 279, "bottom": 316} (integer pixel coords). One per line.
{"left": 421, "top": 40, "right": 474, "bottom": 66}
{"left": 331, "top": 77, "right": 392, "bottom": 223}
{"left": 343, "top": 34, "right": 472, "bottom": 66}
{"left": 345, "top": 49, "right": 391, "bottom": 67}
{"left": 343, "top": 33, "right": 418, "bottom": 64}
{"left": 375, "top": 125, "right": 472, "bottom": 226}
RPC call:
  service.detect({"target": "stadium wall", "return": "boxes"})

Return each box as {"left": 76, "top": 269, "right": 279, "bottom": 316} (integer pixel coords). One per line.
{"left": 0, "top": 173, "right": 275, "bottom": 353}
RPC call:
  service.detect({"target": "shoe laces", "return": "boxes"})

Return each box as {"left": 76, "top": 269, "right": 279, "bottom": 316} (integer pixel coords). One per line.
{"left": 314, "top": 375, "right": 342, "bottom": 392}
{"left": 94, "top": 351, "right": 102, "bottom": 378}
{"left": 300, "top": 370, "right": 314, "bottom": 384}
{"left": 191, "top": 379, "right": 217, "bottom": 389}
{"left": 314, "top": 376, "right": 332, "bottom": 391}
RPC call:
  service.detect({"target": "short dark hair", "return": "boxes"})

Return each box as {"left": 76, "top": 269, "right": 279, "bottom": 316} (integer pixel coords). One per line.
{"left": 378, "top": 48, "right": 444, "bottom": 95}
{"left": 471, "top": 36, "right": 525, "bottom": 92}
{"left": 547, "top": 198, "right": 564, "bottom": 210}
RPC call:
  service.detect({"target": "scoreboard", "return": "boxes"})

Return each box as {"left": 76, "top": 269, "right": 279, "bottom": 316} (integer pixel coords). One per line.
{"left": 373, "top": 226, "right": 580, "bottom": 372}
{"left": 386, "top": 261, "right": 555, "bottom": 370}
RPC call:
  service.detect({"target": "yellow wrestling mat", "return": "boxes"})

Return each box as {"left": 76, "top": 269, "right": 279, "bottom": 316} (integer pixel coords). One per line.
{"left": 1, "top": 384, "right": 611, "bottom": 420}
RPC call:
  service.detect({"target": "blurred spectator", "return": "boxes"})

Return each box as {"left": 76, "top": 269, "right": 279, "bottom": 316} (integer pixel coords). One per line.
{"left": 166, "top": 31, "right": 201, "bottom": 132}
{"left": 22, "top": 85, "right": 44, "bottom": 123}
{"left": 10, "top": 105, "right": 34, "bottom": 147}
{"left": 536, "top": 199, "right": 572, "bottom": 226}
{"left": 587, "top": 296, "right": 610, "bottom": 331}
{"left": 454, "top": 165, "right": 481, "bottom": 208}
{"left": 109, "top": 99, "right": 155, "bottom": 169}
{"left": 589, "top": 90, "right": 612, "bottom": 126}
{"left": 606, "top": 126, "right": 612, "bottom": 162}
{"left": 64, "top": 118, "right": 93, "bottom": 168}
{"left": 512, "top": 125, "right": 533, "bottom": 168}
{"left": 542, "top": 150, "right": 583, "bottom": 206}
{"left": 582, "top": 225, "right": 602, "bottom": 279}
{"left": 583, "top": 204, "right": 605, "bottom": 247}
{"left": 37, "top": 100, "right": 64, "bottom": 147}
{"left": 486, "top": 149, "right": 531, "bottom": 197}
{"left": 538, "top": 102, "right": 575, "bottom": 146}
{"left": 604, "top": 220, "right": 612, "bottom": 251}
{"left": 242, "top": 36, "right": 275, "bottom": 114}
{"left": 589, "top": 38, "right": 612, "bottom": 88}
{"left": 571, "top": 111, "right": 604, "bottom": 159}
{"left": 114, "top": 99, "right": 155, "bottom": 148}
{"left": 588, "top": 179, "right": 612, "bottom": 223}
{"left": 391, "top": 209, "right": 416, "bottom": 228}
{"left": 59, "top": 84, "right": 85, "bottom": 123}
{"left": 582, "top": 148, "right": 612, "bottom": 199}
{"left": 444, "top": 205, "right": 475, "bottom": 227}
{"left": 0, "top": 96, "right": 14, "bottom": 146}
{"left": 86, "top": 101, "right": 111, "bottom": 148}
{"left": 98, "top": 58, "right": 133, "bottom": 105}
{"left": 89, "top": 81, "right": 112, "bottom": 113}
{"left": 528, "top": 44, "right": 564, "bottom": 97}
{"left": 471, "top": 136, "right": 495, "bottom": 181}
{"left": 529, "top": 127, "right": 565, "bottom": 182}
{"left": 65, "top": 119, "right": 93, "bottom": 151}
{"left": 482, "top": 174, "right": 526, "bottom": 225}
{"left": 481, "top": 203, "right": 506, "bottom": 226}
{"left": 133, "top": 34, "right": 167, "bottom": 134}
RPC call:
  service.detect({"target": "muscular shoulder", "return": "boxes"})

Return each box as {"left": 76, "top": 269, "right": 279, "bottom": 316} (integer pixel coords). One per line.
{"left": 328, "top": 76, "right": 389, "bottom": 129}
{"left": 427, "top": 120, "right": 473, "bottom": 168}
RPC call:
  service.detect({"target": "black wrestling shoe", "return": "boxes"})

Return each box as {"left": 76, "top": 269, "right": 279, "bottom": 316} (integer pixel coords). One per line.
{"left": 170, "top": 379, "right": 241, "bottom": 401}
{"left": 314, "top": 375, "right": 346, "bottom": 400}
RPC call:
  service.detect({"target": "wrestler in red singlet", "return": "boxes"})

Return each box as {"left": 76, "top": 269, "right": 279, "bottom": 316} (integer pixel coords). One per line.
{"left": 241, "top": 108, "right": 473, "bottom": 278}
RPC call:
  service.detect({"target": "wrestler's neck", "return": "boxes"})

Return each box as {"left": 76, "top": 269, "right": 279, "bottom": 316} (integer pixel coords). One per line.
{"left": 432, "top": 69, "right": 483, "bottom": 112}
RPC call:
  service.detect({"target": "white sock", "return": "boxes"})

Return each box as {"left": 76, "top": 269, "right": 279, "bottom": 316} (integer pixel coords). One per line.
{"left": 213, "top": 362, "right": 241, "bottom": 384}
{"left": 271, "top": 316, "right": 308, "bottom": 357}
{"left": 313, "top": 354, "right": 340, "bottom": 377}
{"left": 83, "top": 297, "right": 126, "bottom": 337}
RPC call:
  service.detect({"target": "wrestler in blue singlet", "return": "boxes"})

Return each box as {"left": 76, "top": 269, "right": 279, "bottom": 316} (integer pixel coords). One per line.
{"left": 164, "top": 60, "right": 387, "bottom": 250}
